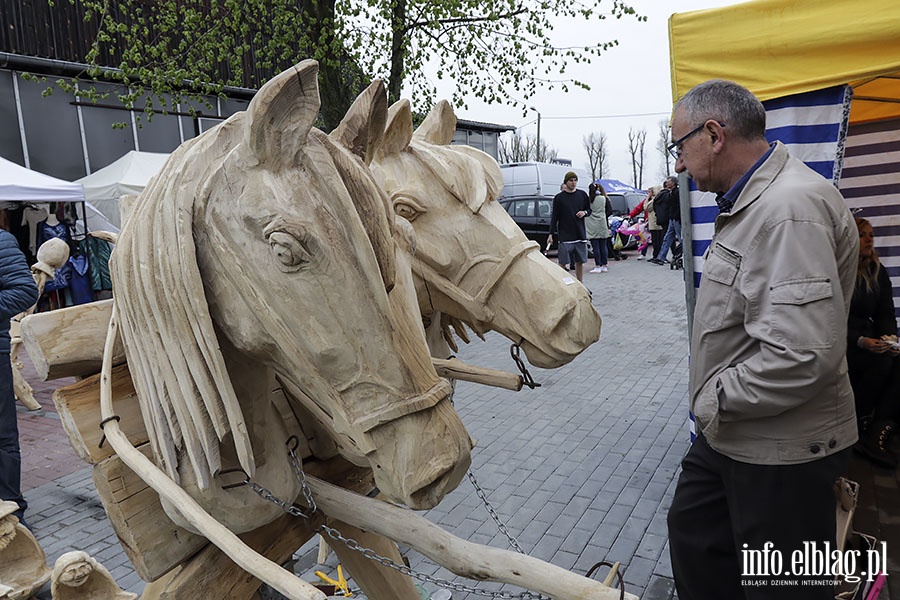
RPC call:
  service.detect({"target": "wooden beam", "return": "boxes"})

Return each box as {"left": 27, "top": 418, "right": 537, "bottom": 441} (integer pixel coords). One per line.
{"left": 20, "top": 299, "right": 123, "bottom": 380}
{"left": 307, "top": 477, "right": 639, "bottom": 600}
{"left": 92, "top": 443, "right": 208, "bottom": 581}
{"left": 52, "top": 363, "right": 146, "bottom": 464}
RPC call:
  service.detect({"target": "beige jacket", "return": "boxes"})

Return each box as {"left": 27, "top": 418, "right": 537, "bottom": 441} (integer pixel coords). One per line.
{"left": 690, "top": 142, "right": 859, "bottom": 465}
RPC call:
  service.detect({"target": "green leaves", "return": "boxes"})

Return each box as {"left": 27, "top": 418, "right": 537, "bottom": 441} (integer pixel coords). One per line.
{"left": 64, "top": 0, "right": 641, "bottom": 129}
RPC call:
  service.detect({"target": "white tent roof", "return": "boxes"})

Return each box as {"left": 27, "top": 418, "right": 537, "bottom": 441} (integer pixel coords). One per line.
{"left": 76, "top": 151, "right": 169, "bottom": 229}
{"left": 77, "top": 150, "right": 169, "bottom": 200}
{"left": 0, "top": 156, "right": 118, "bottom": 234}
{"left": 0, "top": 156, "right": 86, "bottom": 203}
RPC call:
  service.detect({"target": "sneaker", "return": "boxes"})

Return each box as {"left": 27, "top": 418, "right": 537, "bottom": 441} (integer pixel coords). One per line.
{"left": 589, "top": 267, "right": 602, "bottom": 274}
{"left": 637, "top": 255, "right": 645, "bottom": 261}
{"left": 600, "top": 266, "right": 608, "bottom": 272}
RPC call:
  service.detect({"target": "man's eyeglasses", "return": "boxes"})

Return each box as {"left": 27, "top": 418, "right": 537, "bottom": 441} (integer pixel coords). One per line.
{"left": 667, "top": 121, "right": 725, "bottom": 160}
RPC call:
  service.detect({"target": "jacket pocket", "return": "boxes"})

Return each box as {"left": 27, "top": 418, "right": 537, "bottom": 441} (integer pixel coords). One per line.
{"left": 769, "top": 278, "right": 835, "bottom": 348}
{"left": 696, "top": 242, "right": 742, "bottom": 329}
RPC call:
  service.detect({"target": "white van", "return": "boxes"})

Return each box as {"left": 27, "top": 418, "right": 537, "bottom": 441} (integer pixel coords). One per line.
{"left": 499, "top": 162, "right": 590, "bottom": 198}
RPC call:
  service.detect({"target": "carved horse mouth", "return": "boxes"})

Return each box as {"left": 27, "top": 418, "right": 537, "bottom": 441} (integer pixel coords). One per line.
{"left": 417, "top": 240, "right": 600, "bottom": 369}
{"left": 282, "top": 374, "right": 471, "bottom": 510}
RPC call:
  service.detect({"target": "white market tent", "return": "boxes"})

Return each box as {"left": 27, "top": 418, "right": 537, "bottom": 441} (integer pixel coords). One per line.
{"left": 76, "top": 151, "right": 169, "bottom": 229}
{"left": 0, "top": 156, "right": 117, "bottom": 234}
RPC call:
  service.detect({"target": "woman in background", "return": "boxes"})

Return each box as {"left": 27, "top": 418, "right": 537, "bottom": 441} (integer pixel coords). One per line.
{"left": 585, "top": 183, "right": 610, "bottom": 273}
{"left": 847, "top": 217, "right": 900, "bottom": 468}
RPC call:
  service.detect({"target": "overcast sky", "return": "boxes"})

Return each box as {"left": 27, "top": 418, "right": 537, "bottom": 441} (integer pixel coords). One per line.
{"left": 425, "top": 0, "right": 739, "bottom": 187}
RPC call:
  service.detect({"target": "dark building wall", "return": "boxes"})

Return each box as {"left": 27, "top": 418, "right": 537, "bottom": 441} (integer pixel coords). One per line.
{"left": 0, "top": 67, "right": 247, "bottom": 178}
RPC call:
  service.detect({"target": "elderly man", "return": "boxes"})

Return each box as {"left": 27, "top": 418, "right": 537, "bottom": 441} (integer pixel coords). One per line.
{"left": 666, "top": 80, "right": 858, "bottom": 598}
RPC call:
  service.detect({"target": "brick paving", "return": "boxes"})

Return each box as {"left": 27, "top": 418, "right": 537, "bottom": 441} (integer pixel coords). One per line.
{"left": 12, "top": 250, "right": 900, "bottom": 599}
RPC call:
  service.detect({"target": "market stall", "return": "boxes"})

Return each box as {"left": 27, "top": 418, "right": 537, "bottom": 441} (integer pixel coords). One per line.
{"left": 668, "top": 0, "right": 900, "bottom": 318}
{"left": 0, "top": 156, "right": 114, "bottom": 308}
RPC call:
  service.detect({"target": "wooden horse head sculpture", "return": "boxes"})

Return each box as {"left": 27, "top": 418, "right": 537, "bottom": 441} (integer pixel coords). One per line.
{"left": 335, "top": 90, "right": 601, "bottom": 368}
{"left": 109, "top": 61, "right": 472, "bottom": 533}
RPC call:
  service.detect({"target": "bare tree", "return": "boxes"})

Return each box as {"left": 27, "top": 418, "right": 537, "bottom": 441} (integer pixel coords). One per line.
{"left": 499, "top": 131, "right": 558, "bottom": 163}
{"left": 627, "top": 127, "right": 648, "bottom": 188}
{"left": 657, "top": 119, "right": 673, "bottom": 180}
{"left": 583, "top": 132, "right": 608, "bottom": 181}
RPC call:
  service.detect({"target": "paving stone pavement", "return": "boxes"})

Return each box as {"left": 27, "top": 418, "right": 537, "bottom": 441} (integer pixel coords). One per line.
{"left": 13, "top": 250, "right": 899, "bottom": 599}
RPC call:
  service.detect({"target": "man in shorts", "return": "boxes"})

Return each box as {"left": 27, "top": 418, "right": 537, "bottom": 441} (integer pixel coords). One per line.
{"left": 547, "top": 171, "right": 591, "bottom": 282}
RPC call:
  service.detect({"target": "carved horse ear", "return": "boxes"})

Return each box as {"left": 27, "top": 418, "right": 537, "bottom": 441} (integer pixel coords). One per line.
{"left": 376, "top": 99, "right": 414, "bottom": 159}
{"left": 414, "top": 100, "right": 457, "bottom": 145}
{"left": 245, "top": 60, "right": 320, "bottom": 168}
{"left": 331, "top": 80, "right": 387, "bottom": 165}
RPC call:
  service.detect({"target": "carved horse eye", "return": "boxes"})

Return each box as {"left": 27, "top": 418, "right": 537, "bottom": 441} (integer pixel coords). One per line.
{"left": 392, "top": 195, "right": 427, "bottom": 222}
{"left": 266, "top": 231, "right": 312, "bottom": 272}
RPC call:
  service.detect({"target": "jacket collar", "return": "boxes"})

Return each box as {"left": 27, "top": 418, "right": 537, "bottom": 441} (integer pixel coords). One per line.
{"left": 717, "top": 141, "right": 789, "bottom": 220}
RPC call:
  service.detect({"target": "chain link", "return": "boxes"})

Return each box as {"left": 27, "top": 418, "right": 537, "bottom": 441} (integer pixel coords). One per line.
{"left": 510, "top": 343, "right": 541, "bottom": 389}
{"left": 242, "top": 440, "right": 551, "bottom": 599}
{"left": 466, "top": 470, "right": 525, "bottom": 554}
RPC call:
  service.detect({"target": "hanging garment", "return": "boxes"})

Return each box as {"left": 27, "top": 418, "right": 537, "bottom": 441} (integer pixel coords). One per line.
{"left": 66, "top": 254, "right": 93, "bottom": 305}
{"left": 78, "top": 236, "right": 112, "bottom": 291}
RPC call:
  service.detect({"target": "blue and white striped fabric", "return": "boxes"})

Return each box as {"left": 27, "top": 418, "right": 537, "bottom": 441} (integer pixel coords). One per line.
{"left": 839, "top": 118, "right": 900, "bottom": 319}
{"left": 686, "top": 85, "right": 851, "bottom": 441}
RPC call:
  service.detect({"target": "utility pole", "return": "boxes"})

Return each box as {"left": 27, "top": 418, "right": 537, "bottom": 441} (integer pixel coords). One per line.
{"left": 530, "top": 106, "right": 541, "bottom": 162}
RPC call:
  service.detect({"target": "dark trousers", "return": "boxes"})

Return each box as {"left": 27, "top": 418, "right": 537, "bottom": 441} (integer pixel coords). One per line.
{"left": 650, "top": 228, "right": 664, "bottom": 259}
{"left": 847, "top": 349, "right": 900, "bottom": 422}
{"left": 0, "top": 355, "right": 25, "bottom": 520}
{"left": 590, "top": 238, "right": 609, "bottom": 267}
{"left": 668, "top": 434, "right": 849, "bottom": 600}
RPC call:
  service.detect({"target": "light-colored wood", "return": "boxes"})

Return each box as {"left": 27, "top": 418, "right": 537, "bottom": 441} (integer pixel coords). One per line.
{"left": 0, "top": 501, "right": 52, "bottom": 599}
{"left": 53, "top": 363, "right": 145, "bottom": 464}
{"left": 34, "top": 61, "right": 620, "bottom": 600}
{"left": 91, "top": 443, "right": 207, "bottom": 581}
{"left": 107, "top": 59, "right": 470, "bottom": 523}
{"left": 324, "top": 519, "right": 421, "bottom": 600}
{"left": 316, "top": 537, "right": 330, "bottom": 565}
{"left": 12, "top": 237, "right": 70, "bottom": 408}
{"left": 50, "top": 551, "right": 137, "bottom": 600}
{"left": 20, "top": 298, "right": 125, "bottom": 381}
{"left": 433, "top": 357, "right": 523, "bottom": 391}
{"left": 360, "top": 96, "right": 602, "bottom": 370}
{"left": 306, "top": 477, "right": 638, "bottom": 600}
{"left": 139, "top": 513, "right": 321, "bottom": 600}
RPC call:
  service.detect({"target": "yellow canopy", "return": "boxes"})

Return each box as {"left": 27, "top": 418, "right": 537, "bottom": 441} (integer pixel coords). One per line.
{"left": 669, "top": 0, "right": 900, "bottom": 124}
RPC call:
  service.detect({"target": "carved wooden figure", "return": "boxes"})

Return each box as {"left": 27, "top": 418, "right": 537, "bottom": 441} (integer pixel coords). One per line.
{"left": 333, "top": 85, "right": 601, "bottom": 367}
{"left": 0, "top": 500, "right": 51, "bottom": 599}
{"left": 23, "top": 62, "right": 632, "bottom": 600}
{"left": 11, "top": 237, "right": 69, "bottom": 410}
{"left": 50, "top": 551, "right": 137, "bottom": 600}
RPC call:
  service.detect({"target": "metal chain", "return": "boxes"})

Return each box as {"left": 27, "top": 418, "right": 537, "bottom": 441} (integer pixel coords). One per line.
{"left": 466, "top": 470, "right": 525, "bottom": 554}
{"left": 242, "top": 439, "right": 551, "bottom": 599}
{"left": 510, "top": 343, "right": 541, "bottom": 389}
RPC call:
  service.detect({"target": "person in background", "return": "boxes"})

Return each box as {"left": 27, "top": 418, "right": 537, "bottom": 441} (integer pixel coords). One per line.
{"left": 629, "top": 185, "right": 662, "bottom": 260}
{"left": 586, "top": 183, "right": 610, "bottom": 273}
{"left": 666, "top": 79, "right": 857, "bottom": 599}
{"left": 847, "top": 217, "right": 900, "bottom": 468}
{"left": 649, "top": 176, "right": 681, "bottom": 265}
{"left": 0, "top": 229, "right": 39, "bottom": 527}
{"left": 548, "top": 172, "right": 591, "bottom": 282}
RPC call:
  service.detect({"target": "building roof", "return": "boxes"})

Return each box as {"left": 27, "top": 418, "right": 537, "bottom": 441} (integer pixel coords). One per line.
{"left": 456, "top": 118, "right": 516, "bottom": 133}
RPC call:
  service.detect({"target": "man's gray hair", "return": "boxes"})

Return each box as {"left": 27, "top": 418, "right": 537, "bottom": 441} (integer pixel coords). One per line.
{"left": 675, "top": 79, "right": 767, "bottom": 142}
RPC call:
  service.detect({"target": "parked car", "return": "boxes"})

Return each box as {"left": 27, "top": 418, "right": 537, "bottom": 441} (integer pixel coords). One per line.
{"left": 607, "top": 191, "right": 646, "bottom": 217}
{"left": 499, "top": 195, "right": 555, "bottom": 251}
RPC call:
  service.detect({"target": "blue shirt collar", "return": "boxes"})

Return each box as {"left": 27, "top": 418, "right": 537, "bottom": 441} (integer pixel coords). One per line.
{"left": 716, "top": 143, "right": 775, "bottom": 214}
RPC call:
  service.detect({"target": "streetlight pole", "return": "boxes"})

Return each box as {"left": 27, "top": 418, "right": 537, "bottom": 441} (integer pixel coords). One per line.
{"left": 530, "top": 106, "right": 541, "bottom": 162}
